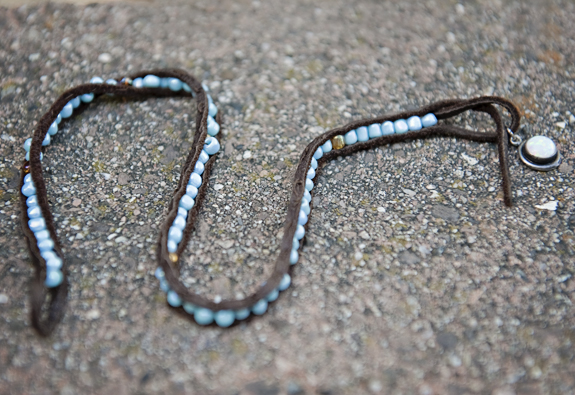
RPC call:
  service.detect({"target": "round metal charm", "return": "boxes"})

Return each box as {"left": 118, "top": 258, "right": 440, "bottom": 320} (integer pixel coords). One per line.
{"left": 518, "top": 135, "right": 561, "bottom": 171}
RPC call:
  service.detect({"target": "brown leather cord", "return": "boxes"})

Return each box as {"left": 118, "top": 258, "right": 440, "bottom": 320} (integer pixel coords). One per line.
{"left": 19, "top": 67, "right": 521, "bottom": 335}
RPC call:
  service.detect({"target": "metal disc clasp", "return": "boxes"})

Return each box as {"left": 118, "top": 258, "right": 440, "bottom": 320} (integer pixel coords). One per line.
{"left": 518, "top": 135, "right": 562, "bottom": 171}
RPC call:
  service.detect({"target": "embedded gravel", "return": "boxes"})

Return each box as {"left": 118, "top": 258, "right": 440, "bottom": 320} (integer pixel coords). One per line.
{"left": 1, "top": 0, "right": 575, "bottom": 394}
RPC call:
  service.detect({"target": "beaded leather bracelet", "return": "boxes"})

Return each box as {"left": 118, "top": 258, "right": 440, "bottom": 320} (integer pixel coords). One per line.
{"left": 20, "top": 68, "right": 561, "bottom": 336}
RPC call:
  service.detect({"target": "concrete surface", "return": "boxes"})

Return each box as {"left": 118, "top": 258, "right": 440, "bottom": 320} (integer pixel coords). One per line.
{"left": 1, "top": 0, "right": 574, "bottom": 394}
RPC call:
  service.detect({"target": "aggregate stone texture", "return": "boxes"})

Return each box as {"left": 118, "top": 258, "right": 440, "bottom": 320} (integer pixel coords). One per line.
{"left": 1, "top": 0, "right": 575, "bottom": 394}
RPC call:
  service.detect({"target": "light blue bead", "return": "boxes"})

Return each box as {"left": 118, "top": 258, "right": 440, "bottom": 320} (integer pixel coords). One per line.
{"left": 23, "top": 138, "right": 32, "bottom": 152}
{"left": 313, "top": 147, "right": 323, "bottom": 160}
{"left": 194, "top": 161, "right": 205, "bottom": 175}
{"left": 133, "top": 78, "right": 143, "bottom": 88}
{"left": 34, "top": 229, "right": 50, "bottom": 241}
{"left": 368, "top": 124, "right": 383, "bottom": 139}
{"left": 167, "top": 290, "right": 182, "bottom": 307}
{"left": 278, "top": 274, "right": 291, "bottom": 291}
{"left": 41, "top": 251, "right": 57, "bottom": 261}
{"left": 407, "top": 116, "right": 422, "bottom": 131}
{"left": 357, "top": 126, "right": 369, "bottom": 142}
{"left": 154, "top": 267, "right": 165, "bottom": 280}
{"left": 173, "top": 215, "right": 187, "bottom": 230}
{"left": 292, "top": 238, "right": 299, "bottom": 250}
{"left": 143, "top": 75, "right": 160, "bottom": 88}
{"left": 303, "top": 189, "right": 312, "bottom": 203}
{"left": 168, "top": 78, "right": 183, "bottom": 91}
{"left": 266, "top": 289, "right": 279, "bottom": 302}
{"left": 311, "top": 157, "right": 318, "bottom": 170}
{"left": 394, "top": 119, "right": 409, "bottom": 134}
{"left": 71, "top": 97, "right": 80, "bottom": 108}
{"left": 198, "top": 150, "right": 209, "bottom": 164}
{"left": 215, "top": 310, "right": 235, "bottom": 328}
{"left": 26, "top": 195, "right": 38, "bottom": 207}
{"left": 48, "top": 122, "right": 58, "bottom": 136}
{"left": 208, "top": 102, "right": 218, "bottom": 117}
{"left": 207, "top": 94, "right": 213, "bottom": 104}
{"left": 234, "top": 308, "right": 250, "bottom": 320}
{"left": 381, "top": 121, "right": 394, "bottom": 135}
{"left": 45, "top": 269, "right": 63, "bottom": 288}
{"left": 300, "top": 198, "right": 310, "bottom": 215}
{"left": 207, "top": 116, "right": 220, "bottom": 137}
{"left": 295, "top": 224, "right": 305, "bottom": 240}
{"left": 194, "top": 308, "right": 214, "bottom": 325}
{"left": 177, "top": 207, "right": 188, "bottom": 218}
{"left": 38, "top": 238, "right": 55, "bottom": 252}
{"left": 202, "top": 83, "right": 209, "bottom": 91}
{"left": 167, "top": 240, "right": 177, "bottom": 253}
{"left": 307, "top": 167, "right": 315, "bottom": 180}
{"left": 160, "top": 78, "right": 170, "bottom": 89}
{"left": 90, "top": 76, "right": 104, "bottom": 84}
{"left": 168, "top": 226, "right": 183, "bottom": 244}
{"left": 80, "top": 93, "right": 94, "bottom": 103}
{"left": 56, "top": 113, "right": 62, "bottom": 124}
{"left": 159, "top": 279, "right": 170, "bottom": 292}
{"left": 186, "top": 185, "right": 198, "bottom": 199}
{"left": 60, "top": 102, "right": 73, "bottom": 118}
{"left": 22, "top": 182, "right": 36, "bottom": 197}
{"left": 27, "top": 205, "right": 42, "bottom": 219}
{"left": 25, "top": 151, "right": 43, "bottom": 161}
{"left": 251, "top": 299, "right": 268, "bottom": 315}
{"left": 183, "top": 302, "right": 196, "bottom": 314}
{"left": 421, "top": 113, "right": 438, "bottom": 127}
{"left": 42, "top": 133, "right": 50, "bottom": 146}
{"left": 24, "top": 174, "right": 32, "bottom": 184}
{"left": 183, "top": 83, "right": 191, "bottom": 92}
{"left": 322, "top": 140, "right": 332, "bottom": 153}
{"left": 204, "top": 137, "right": 220, "bottom": 155}
{"left": 179, "top": 194, "right": 194, "bottom": 210}
{"left": 345, "top": 130, "right": 358, "bottom": 145}
{"left": 46, "top": 257, "right": 63, "bottom": 270}
{"left": 290, "top": 249, "right": 299, "bottom": 265}
{"left": 105, "top": 79, "right": 117, "bottom": 85}
{"left": 305, "top": 178, "right": 314, "bottom": 191}
{"left": 189, "top": 173, "right": 202, "bottom": 188}
{"left": 298, "top": 210, "right": 308, "bottom": 226}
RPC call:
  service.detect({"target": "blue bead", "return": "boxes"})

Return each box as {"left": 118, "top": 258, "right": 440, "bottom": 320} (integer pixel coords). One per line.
{"left": 186, "top": 185, "right": 198, "bottom": 199}
{"left": 215, "top": 310, "right": 235, "bottom": 328}
{"left": 407, "top": 116, "right": 422, "bottom": 131}
{"left": 168, "top": 78, "right": 183, "bottom": 91}
{"left": 266, "top": 289, "right": 279, "bottom": 302}
{"left": 357, "top": 126, "right": 369, "bottom": 142}
{"left": 188, "top": 173, "right": 202, "bottom": 188}
{"left": 143, "top": 75, "right": 160, "bottom": 88}
{"left": 208, "top": 102, "right": 218, "bottom": 117}
{"left": 295, "top": 224, "right": 305, "bottom": 240}
{"left": 393, "top": 119, "right": 409, "bottom": 134}
{"left": 90, "top": 77, "right": 104, "bottom": 84}
{"left": 202, "top": 83, "right": 209, "bottom": 91}
{"left": 45, "top": 269, "right": 63, "bottom": 288}
{"left": 207, "top": 116, "right": 220, "bottom": 137}
{"left": 25, "top": 151, "right": 43, "bottom": 161}
{"left": 71, "top": 97, "right": 80, "bottom": 108}
{"left": 23, "top": 138, "right": 32, "bottom": 152}
{"left": 48, "top": 122, "right": 58, "bottom": 136}
{"left": 80, "top": 93, "right": 94, "bottom": 103}
{"left": 160, "top": 78, "right": 170, "bottom": 89}
{"left": 133, "top": 78, "right": 143, "bottom": 88}
{"left": 24, "top": 173, "right": 32, "bottom": 184}
{"left": 168, "top": 226, "right": 183, "bottom": 244}
{"left": 60, "top": 103, "right": 73, "bottom": 118}
{"left": 183, "top": 302, "right": 196, "bottom": 314}
{"left": 46, "top": 257, "right": 63, "bottom": 270}
{"left": 344, "top": 130, "right": 358, "bottom": 145}
{"left": 167, "top": 290, "right": 182, "bottom": 307}
{"left": 307, "top": 167, "right": 315, "bottom": 180}
{"left": 179, "top": 194, "right": 194, "bottom": 210}
{"left": 204, "top": 137, "right": 220, "bottom": 155}
{"left": 381, "top": 121, "right": 395, "bottom": 135}
{"left": 303, "top": 189, "right": 312, "bottom": 203}
{"left": 38, "top": 238, "right": 54, "bottom": 252}
{"left": 292, "top": 238, "right": 299, "bottom": 250}
{"left": 322, "top": 140, "right": 332, "bottom": 154}
{"left": 368, "top": 124, "right": 383, "bottom": 139}
{"left": 207, "top": 94, "right": 213, "bottom": 104}
{"left": 194, "top": 308, "right": 214, "bottom": 325}
{"left": 298, "top": 210, "right": 308, "bottom": 226}
{"left": 421, "top": 113, "right": 438, "bottom": 127}
{"left": 290, "top": 249, "right": 299, "bottom": 265}
{"left": 159, "top": 279, "right": 170, "bottom": 292}
{"left": 313, "top": 147, "right": 323, "bottom": 160}
{"left": 278, "top": 274, "right": 291, "bottom": 291}
{"left": 305, "top": 178, "right": 314, "bottom": 191}
{"left": 34, "top": 229, "right": 50, "bottom": 241}
{"left": 56, "top": 113, "right": 62, "bottom": 124}
{"left": 177, "top": 207, "right": 188, "bottom": 218}
{"left": 194, "top": 161, "right": 205, "bottom": 175}
{"left": 26, "top": 195, "right": 38, "bottom": 207}
{"left": 173, "top": 215, "right": 187, "bottom": 231}
{"left": 22, "top": 182, "right": 36, "bottom": 197}
{"left": 235, "top": 308, "right": 250, "bottom": 320}
{"left": 168, "top": 240, "right": 177, "bottom": 253}
{"left": 42, "top": 133, "right": 50, "bottom": 146}
{"left": 27, "top": 205, "right": 42, "bottom": 219}
{"left": 251, "top": 299, "right": 268, "bottom": 315}
{"left": 154, "top": 267, "right": 165, "bottom": 280}
{"left": 41, "top": 250, "right": 57, "bottom": 261}
{"left": 300, "top": 198, "right": 310, "bottom": 215}
{"left": 198, "top": 150, "right": 209, "bottom": 164}
{"left": 105, "top": 79, "right": 117, "bottom": 86}
{"left": 182, "top": 83, "right": 191, "bottom": 92}
{"left": 311, "top": 157, "right": 318, "bottom": 170}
